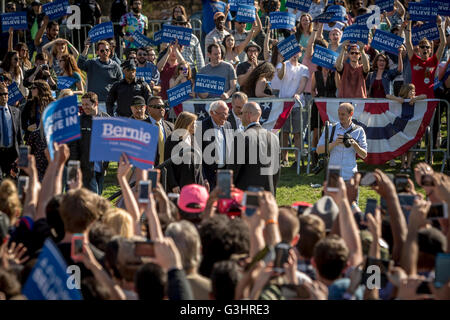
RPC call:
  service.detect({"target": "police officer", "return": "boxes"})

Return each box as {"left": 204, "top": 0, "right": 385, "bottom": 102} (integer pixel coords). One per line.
{"left": 106, "top": 59, "right": 151, "bottom": 117}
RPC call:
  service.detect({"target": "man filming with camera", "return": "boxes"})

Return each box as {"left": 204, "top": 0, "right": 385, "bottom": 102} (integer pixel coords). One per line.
{"left": 316, "top": 103, "right": 367, "bottom": 181}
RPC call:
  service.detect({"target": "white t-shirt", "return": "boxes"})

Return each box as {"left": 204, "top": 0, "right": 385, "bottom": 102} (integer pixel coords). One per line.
{"left": 271, "top": 62, "right": 283, "bottom": 90}
{"left": 279, "top": 61, "right": 310, "bottom": 106}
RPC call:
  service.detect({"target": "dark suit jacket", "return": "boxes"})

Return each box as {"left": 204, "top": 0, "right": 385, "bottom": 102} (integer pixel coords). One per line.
{"left": 229, "top": 123, "right": 280, "bottom": 194}
{"left": 227, "top": 112, "right": 238, "bottom": 130}
{"left": 199, "top": 116, "right": 233, "bottom": 189}
{"left": 164, "top": 134, "right": 203, "bottom": 191}
{"left": 68, "top": 112, "right": 110, "bottom": 188}
{"left": 0, "top": 106, "right": 22, "bottom": 177}
{"left": 147, "top": 117, "right": 174, "bottom": 167}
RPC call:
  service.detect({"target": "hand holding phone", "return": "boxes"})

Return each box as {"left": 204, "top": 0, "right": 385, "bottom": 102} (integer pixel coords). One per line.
{"left": 17, "top": 176, "right": 29, "bottom": 199}
{"left": 134, "top": 241, "right": 155, "bottom": 257}
{"left": 242, "top": 191, "right": 259, "bottom": 217}
{"left": 360, "top": 172, "right": 377, "bottom": 187}
{"left": 67, "top": 160, "right": 80, "bottom": 183}
{"left": 273, "top": 243, "right": 291, "bottom": 274}
{"left": 138, "top": 180, "right": 151, "bottom": 203}
{"left": 364, "top": 198, "right": 377, "bottom": 221}
{"left": 148, "top": 169, "right": 160, "bottom": 190}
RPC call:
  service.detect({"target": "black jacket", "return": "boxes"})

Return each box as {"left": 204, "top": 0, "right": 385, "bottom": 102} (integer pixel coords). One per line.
{"left": 2, "top": 106, "right": 22, "bottom": 156}
{"left": 227, "top": 112, "right": 239, "bottom": 130}
{"left": 228, "top": 123, "right": 280, "bottom": 194}
{"left": 106, "top": 78, "right": 151, "bottom": 117}
{"left": 164, "top": 134, "right": 203, "bottom": 191}
{"left": 198, "top": 117, "right": 233, "bottom": 189}
{"left": 68, "top": 112, "right": 110, "bottom": 188}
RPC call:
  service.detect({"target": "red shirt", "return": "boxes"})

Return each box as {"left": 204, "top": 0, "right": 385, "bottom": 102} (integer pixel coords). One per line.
{"left": 160, "top": 62, "right": 178, "bottom": 100}
{"left": 410, "top": 54, "right": 438, "bottom": 98}
{"left": 338, "top": 62, "right": 368, "bottom": 98}
{"left": 370, "top": 79, "right": 386, "bottom": 98}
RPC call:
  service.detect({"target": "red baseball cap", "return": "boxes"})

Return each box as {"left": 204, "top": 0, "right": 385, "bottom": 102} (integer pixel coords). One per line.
{"left": 178, "top": 184, "right": 209, "bottom": 214}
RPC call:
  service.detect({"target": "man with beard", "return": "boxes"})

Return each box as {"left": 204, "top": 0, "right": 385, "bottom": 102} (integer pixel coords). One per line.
{"left": 120, "top": 0, "right": 148, "bottom": 53}
{"left": 136, "top": 47, "right": 160, "bottom": 94}
{"left": 204, "top": 12, "right": 230, "bottom": 61}
{"left": 129, "top": 96, "right": 149, "bottom": 121}
{"left": 405, "top": 16, "right": 447, "bottom": 99}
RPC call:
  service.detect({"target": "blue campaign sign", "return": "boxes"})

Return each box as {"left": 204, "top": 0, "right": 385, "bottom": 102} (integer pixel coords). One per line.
{"left": 22, "top": 239, "right": 83, "bottom": 300}
{"left": 370, "top": 29, "right": 404, "bottom": 55}
{"left": 341, "top": 25, "right": 369, "bottom": 44}
{"left": 435, "top": 0, "right": 450, "bottom": 16}
{"left": 375, "top": 0, "right": 394, "bottom": 13}
{"left": 412, "top": 23, "right": 440, "bottom": 46}
{"left": 270, "top": 12, "right": 296, "bottom": 30}
{"left": 90, "top": 117, "right": 159, "bottom": 169}
{"left": 285, "top": 0, "right": 313, "bottom": 12}
{"left": 133, "top": 31, "right": 154, "bottom": 48}
{"left": 43, "top": 95, "right": 81, "bottom": 159}
{"left": 7, "top": 82, "right": 23, "bottom": 105}
{"left": 194, "top": 74, "right": 226, "bottom": 95}
{"left": 43, "top": 0, "right": 69, "bottom": 21}
{"left": 312, "top": 45, "right": 339, "bottom": 70}
{"left": 167, "top": 81, "right": 192, "bottom": 108}
{"left": 57, "top": 76, "right": 77, "bottom": 90}
{"left": 236, "top": 5, "right": 256, "bottom": 23}
{"left": 355, "top": 13, "right": 372, "bottom": 26}
{"left": 408, "top": 2, "right": 437, "bottom": 22}
{"left": 88, "top": 21, "right": 114, "bottom": 43}
{"left": 161, "top": 25, "right": 192, "bottom": 46}
{"left": 313, "top": 5, "right": 347, "bottom": 23}
{"left": 136, "top": 67, "right": 153, "bottom": 82}
{"left": 277, "top": 35, "right": 301, "bottom": 61}
{"left": 1, "top": 11, "right": 27, "bottom": 32}
{"left": 153, "top": 30, "right": 162, "bottom": 45}
{"left": 229, "top": 0, "right": 254, "bottom": 12}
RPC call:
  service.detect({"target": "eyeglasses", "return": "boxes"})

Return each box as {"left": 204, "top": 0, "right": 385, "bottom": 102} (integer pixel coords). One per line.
{"left": 420, "top": 45, "right": 431, "bottom": 49}
{"left": 349, "top": 52, "right": 360, "bottom": 55}
{"left": 99, "top": 49, "right": 110, "bottom": 53}
{"left": 214, "top": 111, "right": 228, "bottom": 117}
{"left": 149, "top": 104, "right": 165, "bottom": 109}
{"left": 0, "top": 92, "right": 8, "bottom": 96}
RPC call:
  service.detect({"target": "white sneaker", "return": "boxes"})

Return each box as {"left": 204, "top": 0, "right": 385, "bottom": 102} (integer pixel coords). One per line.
{"left": 389, "top": 160, "right": 396, "bottom": 167}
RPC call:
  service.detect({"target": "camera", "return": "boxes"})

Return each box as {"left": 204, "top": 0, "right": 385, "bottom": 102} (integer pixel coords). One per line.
{"left": 343, "top": 133, "right": 353, "bottom": 148}
{"left": 41, "top": 64, "right": 49, "bottom": 71}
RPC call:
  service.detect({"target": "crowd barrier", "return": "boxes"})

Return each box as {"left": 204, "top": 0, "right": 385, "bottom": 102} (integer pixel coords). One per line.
{"left": 305, "top": 98, "right": 450, "bottom": 174}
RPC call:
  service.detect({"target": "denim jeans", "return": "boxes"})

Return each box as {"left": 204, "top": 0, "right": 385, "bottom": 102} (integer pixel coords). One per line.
{"left": 88, "top": 172, "right": 105, "bottom": 195}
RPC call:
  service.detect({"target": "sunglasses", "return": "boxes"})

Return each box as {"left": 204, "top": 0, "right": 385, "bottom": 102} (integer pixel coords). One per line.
{"left": 420, "top": 45, "right": 431, "bottom": 49}
{"left": 99, "top": 49, "right": 110, "bottom": 53}
{"left": 149, "top": 104, "right": 165, "bottom": 109}
{"left": 349, "top": 52, "right": 360, "bottom": 55}
{"left": 0, "top": 92, "right": 8, "bottom": 96}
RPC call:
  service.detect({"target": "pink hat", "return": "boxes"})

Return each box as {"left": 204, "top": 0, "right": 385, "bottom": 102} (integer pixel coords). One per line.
{"left": 178, "top": 184, "right": 209, "bottom": 214}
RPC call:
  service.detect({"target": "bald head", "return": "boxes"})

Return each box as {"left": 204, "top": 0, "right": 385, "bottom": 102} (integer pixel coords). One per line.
{"left": 242, "top": 102, "right": 262, "bottom": 127}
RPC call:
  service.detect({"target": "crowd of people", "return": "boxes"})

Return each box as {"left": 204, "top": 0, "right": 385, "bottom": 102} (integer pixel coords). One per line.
{"left": 0, "top": 0, "right": 449, "bottom": 301}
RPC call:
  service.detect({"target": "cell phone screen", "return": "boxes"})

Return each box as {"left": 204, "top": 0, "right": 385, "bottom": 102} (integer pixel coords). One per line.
{"left": 394, "top": 175, "right": 409, "bottom": 193}
{"left": 327, "top": 166, "right": 341, "bottom": 192}
{"left": 435, "top": 253, "right": 450, "bottom": 288}
{"left": 18, "top": 146, "right": 29, "bottom": 167}
{"left": 428, "top": 203, "right": 448, "bottom": 220}
{"left": 365, "top": 199, "right": 377, "bottom": 219}
{"left": 217, "top": 170, "right": 231, "bottom": 198}
{"left": 74, "top": 239, "right": 83, "bottom": 255}
{"left": 245, "top": 193, "right": 259, "bottom": 207}
{"left": 17, "top": 176, "right": 29, "bottom": 198}
{"left": 134, "top": 241, "right": 155, "bottom": 257}
{"left": 138, "top": 181, "right": 151, "bottom": 203}
{"left": 360, "top": 172, "right": 376, "bottom": 186}
{"left": 398, "top": 194, "right": 417, "bottom": 221}
{"left": 67, "top": 160, "right": 80, "bottom": 182}
{"left": 148, "top": 170, "right": 160, "bottom": 189}
{"left": 273, "top": 243, "right": 290, "bottom": 273}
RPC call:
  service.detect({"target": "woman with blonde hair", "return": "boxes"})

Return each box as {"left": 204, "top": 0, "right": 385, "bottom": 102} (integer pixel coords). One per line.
{"left": 42, "top": 38, "right": 79, "bottom": 76}
{"left": 0, "top": 179, "right": 22, "bottom": 226}
{"left": 164, "top": 111, "right": 203, "bottom": 192}
{"left": 103, "top": 208, "right": 134, "bottom": 239}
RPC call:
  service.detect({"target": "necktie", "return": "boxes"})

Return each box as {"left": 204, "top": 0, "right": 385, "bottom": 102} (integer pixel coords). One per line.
{"left": 1, "top": 108, "right": 10, "bottom": 148}
{"left": 156, "top": 122, "right": 164, "bottom": 164}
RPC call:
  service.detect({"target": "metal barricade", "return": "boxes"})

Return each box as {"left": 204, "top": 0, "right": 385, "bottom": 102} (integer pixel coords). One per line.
{"left": 308, "top": 98, "right": 450, "bottom": 173}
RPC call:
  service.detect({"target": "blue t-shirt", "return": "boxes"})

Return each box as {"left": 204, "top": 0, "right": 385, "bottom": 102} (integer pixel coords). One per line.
{"left": 202, "top": 0, "right": 232, "bottom": 34}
